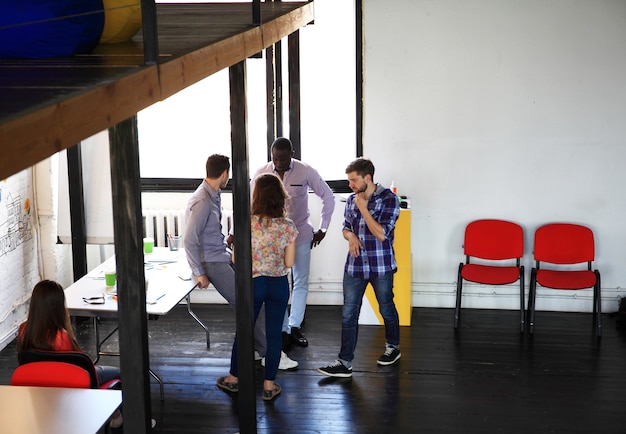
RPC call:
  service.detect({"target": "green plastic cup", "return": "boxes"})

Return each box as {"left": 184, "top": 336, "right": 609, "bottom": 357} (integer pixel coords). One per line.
{"left": 143, "top": 237, "right": 154, "bottom": 254}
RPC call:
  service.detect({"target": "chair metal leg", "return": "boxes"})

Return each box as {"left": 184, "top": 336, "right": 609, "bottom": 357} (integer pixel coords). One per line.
{"left": 519, "top": 266, "right": 525, "bottom": 334}
{"left": 528, "top": 269, "right": 537, "bottom": 335}
{"left": 595, "top": 271, "right": 602, "bottom": 337}
{"left": 454, "top": 264, "right": 463, "bottom": 329}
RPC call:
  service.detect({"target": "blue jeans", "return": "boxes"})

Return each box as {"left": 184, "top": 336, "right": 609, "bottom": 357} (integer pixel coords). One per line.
{"left": 339, "top": 272, "right": 400, "bottom": 364}
{"left": 282, "top": 242, "right": 311, "bottom": 332}
{"left": 95, "top": 365, "right": 120, "bottom": 386}
{"left": 230, "top": 275, "right": 289, "bottom": 381}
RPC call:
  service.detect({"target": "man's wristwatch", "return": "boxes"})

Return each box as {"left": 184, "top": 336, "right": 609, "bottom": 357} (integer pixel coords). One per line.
{"left": 319, "top": 228, "right": 327, "bottom": 234}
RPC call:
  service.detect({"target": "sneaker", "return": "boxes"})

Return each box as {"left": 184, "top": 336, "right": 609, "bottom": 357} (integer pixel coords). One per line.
{"left": 377, "top": 346, "right": 401, "bottom": 366}
{"left": 254, "top": 350, "right": 262, "bottom": 361}
{"left": 261, "top": 351, "right": 299, "bottom": 370}
{"left": 317, "top": 360, "right": 353, "bottom": 378}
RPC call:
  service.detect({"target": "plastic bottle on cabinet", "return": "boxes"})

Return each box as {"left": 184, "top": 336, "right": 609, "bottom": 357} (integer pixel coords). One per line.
{"left": 390, "top": 180, "right": 397, "bottom": 195}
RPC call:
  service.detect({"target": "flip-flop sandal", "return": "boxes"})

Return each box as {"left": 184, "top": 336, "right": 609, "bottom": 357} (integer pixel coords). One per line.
{"left": 217, "top": 376, "right": 239, "bottom": 393}
{"left": 262, "top": 383, "right": 281, "bottom": 401}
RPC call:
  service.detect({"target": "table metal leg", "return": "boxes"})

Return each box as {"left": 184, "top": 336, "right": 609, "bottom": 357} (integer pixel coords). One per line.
{"left": 92, "top": 317, "right": 164, "bottom": 401}
{"left": 95, "top": 318, "right": 120, "bottom": 361}
{"left": 149, "top": 369, "right": 165, "bottom": 402}
{"left": 185, "top": 293, "right": 210, "bottom": 348}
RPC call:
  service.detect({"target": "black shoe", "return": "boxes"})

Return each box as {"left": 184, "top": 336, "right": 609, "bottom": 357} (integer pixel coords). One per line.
{"left": 377, "top": 346, "right": 401, "bottom": 366}
{"left": 290, "top": 327, "right": 308, "bottom": 347}
{"left": 282, "top": 332, "right": 292, "bottom": 351}
{"left": 317, "top": 360, "right": 353, "bottom": 378}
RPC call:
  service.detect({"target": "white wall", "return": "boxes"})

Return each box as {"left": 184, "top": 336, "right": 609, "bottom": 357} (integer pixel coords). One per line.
{"left": 363, "top": 0, "right": 626, "bottom": 312}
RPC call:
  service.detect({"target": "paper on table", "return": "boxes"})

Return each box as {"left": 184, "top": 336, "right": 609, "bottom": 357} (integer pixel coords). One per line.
{"left": 88, "top": 270, "right": 105, "bottom": 279}
{"left": 178, "top": 272, "right": 192, "bottom": 281}
{"left": 146, "top": 293, "right": 166, "bottom": 304}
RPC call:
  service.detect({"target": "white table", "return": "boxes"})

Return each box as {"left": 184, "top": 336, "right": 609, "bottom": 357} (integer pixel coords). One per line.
{"left": 0, "top": 385, "right": 121, "bottom": 434}
{"left": 65, "top": 248, "right": 206, "bottom": 400}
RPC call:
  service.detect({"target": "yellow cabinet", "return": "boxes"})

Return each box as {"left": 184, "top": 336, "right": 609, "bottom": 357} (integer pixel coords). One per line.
{"left": 358, "top": 208, "right": 412, "bottom": 326}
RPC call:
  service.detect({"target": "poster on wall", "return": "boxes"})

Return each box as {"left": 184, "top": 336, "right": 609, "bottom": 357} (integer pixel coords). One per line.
{"left": 0, "top": 172, "right": 39, "bottom": 350}
{"left": 0, "top": 179, "right": 34, "bottom": 258}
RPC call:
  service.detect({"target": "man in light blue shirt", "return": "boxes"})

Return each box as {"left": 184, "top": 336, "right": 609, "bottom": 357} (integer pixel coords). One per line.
{"left": 252, "top": 138, "right": 335, "bottom": 348}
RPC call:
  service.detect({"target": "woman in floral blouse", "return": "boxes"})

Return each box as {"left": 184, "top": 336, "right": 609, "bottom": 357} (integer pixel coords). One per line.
{"left": 217, "top": 173, "right": 298, "bottom": 401}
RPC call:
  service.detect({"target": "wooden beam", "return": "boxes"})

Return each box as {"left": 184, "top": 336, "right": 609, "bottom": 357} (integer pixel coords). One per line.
{"left": 288, "top": 31, "right": 301, "bottom": 159}
{"left": 275, "top": 40, "right": 284, "bottom": 140}
{"left": 66, "top": 143, "right": 88, "bottom": 280}
{"left": 141, "top": 0, "right": 160, "bottom": 65}
{"left": 229, "top": 60, "right": 257, "bottom": 434}
{"left": 253, "top": 0, "right": 261, "bottom": 26}
{"left": 108, "top": 117, "right": 152, "bottom": 433}
{"left": 265, "top": 44, "right": 277, "bottom": 151}
{"left": 0, "top": 67, "right": 161, "bottom": 180}
{"left": 356, "top": 0, "right": 364, "bottom": 157}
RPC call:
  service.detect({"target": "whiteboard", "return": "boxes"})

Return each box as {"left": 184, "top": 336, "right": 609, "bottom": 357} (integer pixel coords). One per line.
{"left": 58, "top": 131, "right": 114, "bottom": 244}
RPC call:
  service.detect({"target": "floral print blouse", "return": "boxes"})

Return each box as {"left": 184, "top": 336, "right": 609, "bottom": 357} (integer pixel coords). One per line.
{"left": 251, "top": 215, "right": 298, "bottom": 278}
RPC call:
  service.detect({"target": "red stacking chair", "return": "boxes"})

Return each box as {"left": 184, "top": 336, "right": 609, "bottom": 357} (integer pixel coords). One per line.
{"left": 11, "top": 350, "right": 121, "bottom": 390}
{"left": 455, "top": 219, "right": 525, "bottom": 332}
{"left": 528, "top": 223, "right": 601, "bottom": 337}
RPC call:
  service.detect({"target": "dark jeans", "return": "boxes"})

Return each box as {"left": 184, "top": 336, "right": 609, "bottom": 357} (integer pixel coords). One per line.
{"left": 95, "top": 364, "right": 121, "bottom": 386}
{"left": 230, "top": 275, "right": 289, "bottom": 381}
{"left": 339, "top": 272, "right": 400, "bottom": 363}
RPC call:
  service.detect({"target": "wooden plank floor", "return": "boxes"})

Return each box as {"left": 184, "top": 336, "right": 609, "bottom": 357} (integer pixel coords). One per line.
{"left": 1, "top": 304, "right": 626, "bottom": 433}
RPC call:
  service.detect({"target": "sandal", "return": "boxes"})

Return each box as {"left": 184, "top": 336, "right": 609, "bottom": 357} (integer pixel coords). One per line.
{"left": 216, "top": 376, "right": 239, "bottom": 393}
{"left": 262, "top": 382, "right": 281, "bottom": 401}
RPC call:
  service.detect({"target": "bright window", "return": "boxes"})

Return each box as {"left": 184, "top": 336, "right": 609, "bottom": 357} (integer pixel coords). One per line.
{"left": 138, "top": 0, "right": 356, "bottom": 181}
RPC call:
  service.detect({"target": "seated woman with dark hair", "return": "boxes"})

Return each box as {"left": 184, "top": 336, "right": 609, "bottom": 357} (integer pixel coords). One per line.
{"left": 17, "top": 279, "right": 123, "bottom": 428}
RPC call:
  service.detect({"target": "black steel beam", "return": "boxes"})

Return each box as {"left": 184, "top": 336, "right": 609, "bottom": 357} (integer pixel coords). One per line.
{"left": 66, "top": 144, "right": 87, "bottom": 280}
{"left": 229, "top": 60, "right": 257, "bottom": 434}
{"left": 288, "top": 31, "right": 301, "bottom": 159}
{"left": 108, "top": 116, "right": 152, "bottom": 433}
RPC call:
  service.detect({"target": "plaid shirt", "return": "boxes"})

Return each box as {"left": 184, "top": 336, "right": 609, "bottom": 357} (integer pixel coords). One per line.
{"left": 343, "top": 184, "right": 400, "bottom": 279}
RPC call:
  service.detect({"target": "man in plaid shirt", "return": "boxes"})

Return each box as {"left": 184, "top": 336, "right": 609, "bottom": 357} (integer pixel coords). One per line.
{"left": 318, "top": 158, "right": 401, "bottom": 378}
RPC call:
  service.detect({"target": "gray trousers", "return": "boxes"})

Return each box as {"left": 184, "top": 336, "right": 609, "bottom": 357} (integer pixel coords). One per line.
{"left": 201, "top": 261, "right": 267, "bottom": 356}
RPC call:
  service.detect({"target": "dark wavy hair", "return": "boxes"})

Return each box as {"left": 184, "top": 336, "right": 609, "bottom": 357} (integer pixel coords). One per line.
{"left": 17, "top": 280, "right": 81, "bottom": 354}
{"left": 251, "top": 173, "right": 289, "bottom": 221}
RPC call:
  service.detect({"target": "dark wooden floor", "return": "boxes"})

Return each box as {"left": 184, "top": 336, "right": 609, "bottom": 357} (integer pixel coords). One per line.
{"left": 2, "top": 304, "right": 626, "bottom": 433}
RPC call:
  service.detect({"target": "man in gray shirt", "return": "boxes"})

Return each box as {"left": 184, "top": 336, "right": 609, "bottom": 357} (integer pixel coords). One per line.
{"left": 184, "top": 154, "right": 297, "bottom": 370}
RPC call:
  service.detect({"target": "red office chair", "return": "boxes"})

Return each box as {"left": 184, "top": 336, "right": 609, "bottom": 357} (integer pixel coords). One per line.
{"left": 455, "top": 219, "right": 525, "bottom": 332}
{"left": 527, "top": 223, "right": 601, "bottom": 336}
{"left": 12, "top": 350, "right": 121, "bottom": 390}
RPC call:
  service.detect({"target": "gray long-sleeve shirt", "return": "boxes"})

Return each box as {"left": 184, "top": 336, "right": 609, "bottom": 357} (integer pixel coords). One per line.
{"left": 183, "top": 181, "right": 231, "bottom": 277}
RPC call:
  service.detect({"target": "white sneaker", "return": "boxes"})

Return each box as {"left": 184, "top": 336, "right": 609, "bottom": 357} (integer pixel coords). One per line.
{"left": 262, "top": 351, "right": 298, "bottom": 370}
{"left": 254, "top": 350, "right": 262, "bottom": 361}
